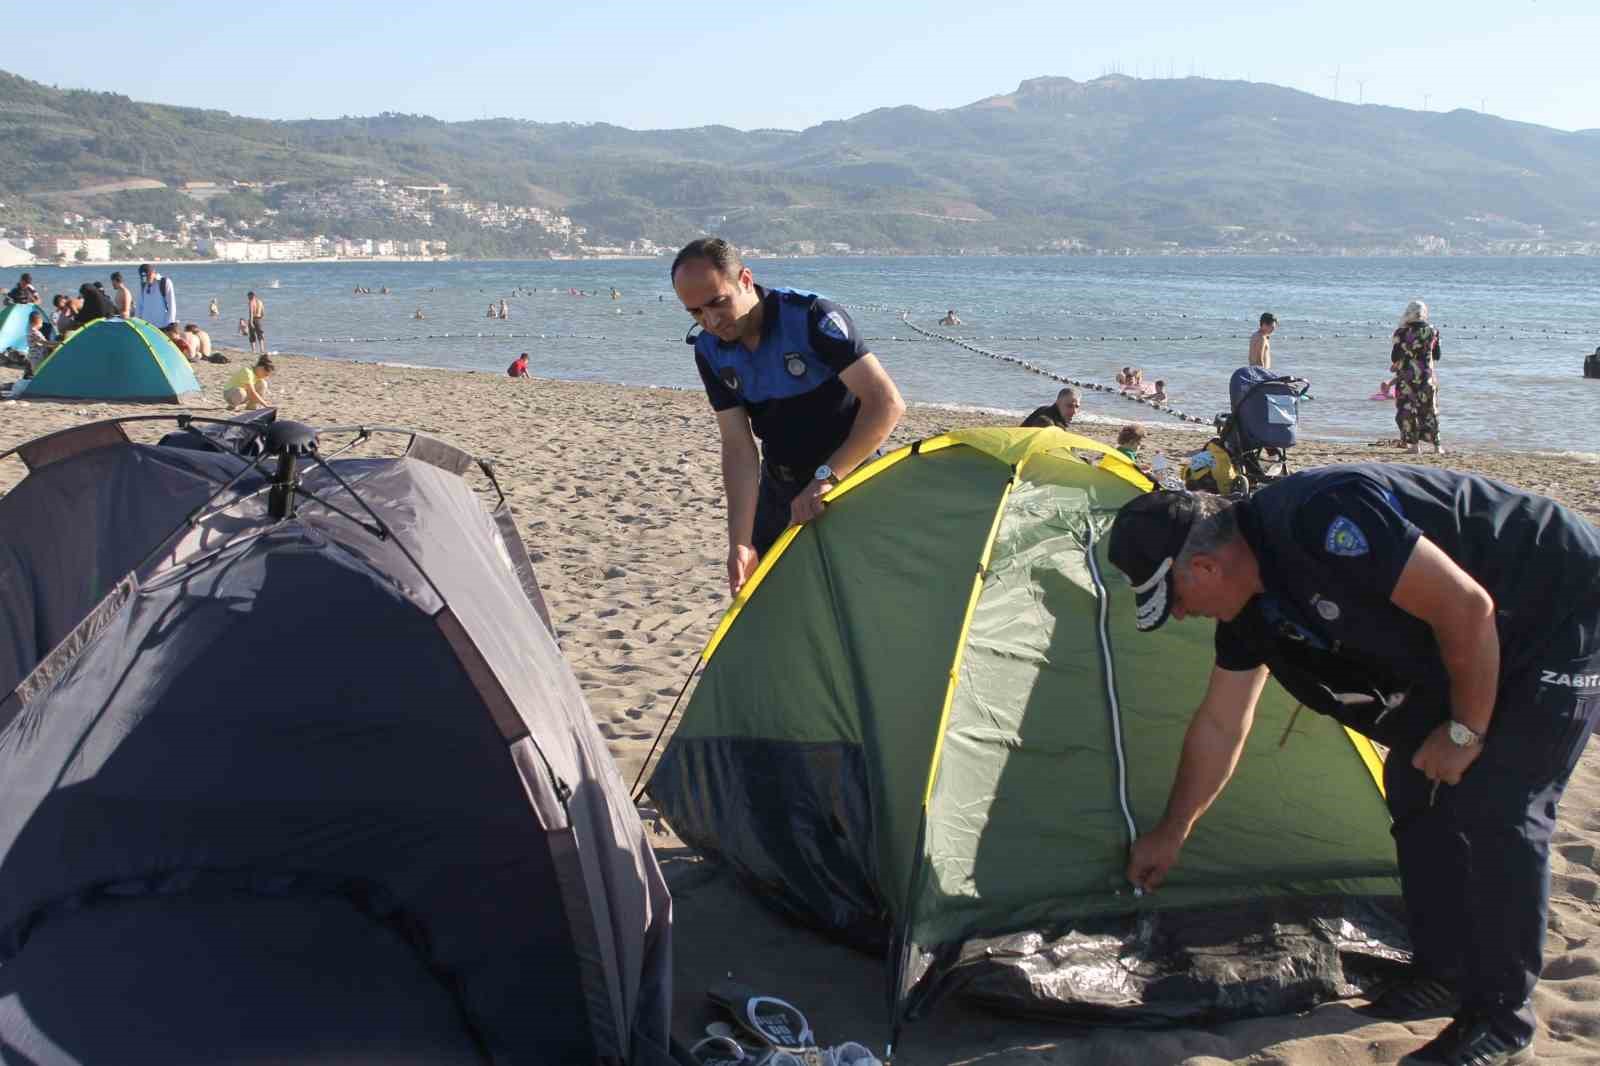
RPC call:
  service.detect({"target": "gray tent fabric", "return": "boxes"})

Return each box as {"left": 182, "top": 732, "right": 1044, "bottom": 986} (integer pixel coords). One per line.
{"left": 0, "top": 420, "right": 677, "bottom": 1064}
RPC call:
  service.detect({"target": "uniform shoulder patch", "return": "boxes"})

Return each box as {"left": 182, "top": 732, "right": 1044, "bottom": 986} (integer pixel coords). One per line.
{"left": 1324, "top": 515, "right": 1370, "bottom": 557}
{"left": 817, "top": 309, "right": 852, "bottom": 343}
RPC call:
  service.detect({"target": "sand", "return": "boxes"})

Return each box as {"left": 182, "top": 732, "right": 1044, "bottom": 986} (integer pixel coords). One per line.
{"left": 4, "top": 350, "right": 1600, "bottom": 1064}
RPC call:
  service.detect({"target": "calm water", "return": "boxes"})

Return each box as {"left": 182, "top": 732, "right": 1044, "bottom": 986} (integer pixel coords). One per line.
{"left": 23, "top": 256, "right": 1600, "bottom": 454}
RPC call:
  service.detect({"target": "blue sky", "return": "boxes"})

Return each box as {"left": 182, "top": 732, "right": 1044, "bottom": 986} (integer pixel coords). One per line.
{"left": 9, "top": 1, "right": 1597, "bottom": 133}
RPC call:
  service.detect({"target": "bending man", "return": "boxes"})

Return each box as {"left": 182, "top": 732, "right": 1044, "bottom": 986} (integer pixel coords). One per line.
{"left": 1107, "top": 467, "right": 1600, "bottom": 1066}
{"left": 672, "top": 238, "right": 904, "bottom": 595}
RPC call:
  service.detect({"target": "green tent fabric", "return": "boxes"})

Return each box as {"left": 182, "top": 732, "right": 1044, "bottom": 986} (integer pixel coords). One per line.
{"left": 18, "top": 318, "right": 199, "bottom": 401}
{"left": 0, "top": 303, "right": 37, "bottom": 353}
{"left": 648, "top": 427, "right": 1405, "bottom": 1028}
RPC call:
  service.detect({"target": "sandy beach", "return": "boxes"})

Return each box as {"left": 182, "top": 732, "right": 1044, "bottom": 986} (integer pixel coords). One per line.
{"left": 4, "top": 350, "right": 1599, "bottom": 1065}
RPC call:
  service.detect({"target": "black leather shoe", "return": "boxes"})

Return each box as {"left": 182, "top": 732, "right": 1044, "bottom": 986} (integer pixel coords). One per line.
{"left": 1399, "top": 1012, "right": 1534, "bottom": 1065}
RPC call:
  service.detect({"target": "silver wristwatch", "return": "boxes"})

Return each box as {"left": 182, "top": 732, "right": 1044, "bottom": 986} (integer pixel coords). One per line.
{"left": 814, "top": 464, "right": 836, "bottom": 484}
{"left": 1447, "top": 720, "right": 1483, "bottom": 747}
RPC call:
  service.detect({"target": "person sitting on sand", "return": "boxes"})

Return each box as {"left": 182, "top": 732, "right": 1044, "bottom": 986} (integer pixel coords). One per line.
{"left": 24, "top": 309, "right": 55, "bottom": 377}
{"left": 184, "top": 323, "right": 213, "bottom": 361}
{"left": 223, "top": 355, "right": 274, "bottom": 411}
{"left": 1022, "top": 386, "right": 1081, "bottom": 429}
{"left": 74, "top": 283, "right": 119, "bottom": 329}
{"left": 1115, "top": 424, "right": 1146, "bottom": 463}
{"left": 163, "top": 324, "right": 194, "bottom": 360}
{"left": 507, "top": 352, "right": 530, "bottom": 379}
{"left": 939, "top": 309, "right": 962, "bottom": 327}
{"left": 1151, "top": 380, "right": 1168, "bottom": 403}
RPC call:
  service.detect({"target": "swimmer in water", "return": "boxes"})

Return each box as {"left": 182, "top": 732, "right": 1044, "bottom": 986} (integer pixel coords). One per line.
{"left": 414, "top": 307, "right": 425, "bottom": 320}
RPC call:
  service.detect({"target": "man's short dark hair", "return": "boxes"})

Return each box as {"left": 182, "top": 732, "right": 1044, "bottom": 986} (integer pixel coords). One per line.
{"left": 19, "top": 273, "right": 31, "bottom": 284}
{"left": 1260, "top": 312, "right": 1277, "bottom": 326}
{"left": 671, "top": 238, "right": 743, "bottom": 282}
{"left": 138, "top": 263, "right": 152, "bottom": 277}
{"left": 1057, "top": 387, "right": 1080, "bottom": 402}
{"left": 110, "top": 271, "right": 123, "bottom": 283}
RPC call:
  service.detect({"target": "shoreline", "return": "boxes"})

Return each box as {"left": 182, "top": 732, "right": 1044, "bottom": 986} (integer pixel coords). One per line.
{"left": 4, "top": 349, "right": 1600, "bottom": 1063}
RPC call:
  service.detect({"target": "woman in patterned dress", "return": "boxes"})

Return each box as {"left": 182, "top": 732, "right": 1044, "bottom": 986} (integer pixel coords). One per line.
{"left": 1390, "top": 298, "right": 1443, "bottom": 455}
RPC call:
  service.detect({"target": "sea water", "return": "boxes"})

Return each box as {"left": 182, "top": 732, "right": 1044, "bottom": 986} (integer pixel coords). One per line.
{"left": 20, "top": 256, "right": 1600, "bottom": 455}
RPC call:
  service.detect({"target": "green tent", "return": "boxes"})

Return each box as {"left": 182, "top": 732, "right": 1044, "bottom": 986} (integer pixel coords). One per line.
{"left": 17, "top": 317, "right": 199, "bottom": 401}
{"left": 649, "top": 427, "right": 1404, "bottom": 1029}
{"left": 0, "top": 302, "right": 37, "bottom": 352}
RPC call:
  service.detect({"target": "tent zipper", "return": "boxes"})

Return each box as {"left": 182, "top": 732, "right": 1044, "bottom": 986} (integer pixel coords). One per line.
{"left": 1084, "top": 522, "right": 1138, "bottom": 847}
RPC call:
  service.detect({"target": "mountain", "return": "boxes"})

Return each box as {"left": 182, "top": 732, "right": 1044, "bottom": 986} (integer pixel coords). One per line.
{"left": 3, "top": 69, "right": 1598, "bottom": 254}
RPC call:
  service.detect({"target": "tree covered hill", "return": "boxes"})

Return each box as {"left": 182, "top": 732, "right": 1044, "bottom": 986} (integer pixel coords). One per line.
{"left": 3, "top": 69, "right": 1597, "bottom": 253}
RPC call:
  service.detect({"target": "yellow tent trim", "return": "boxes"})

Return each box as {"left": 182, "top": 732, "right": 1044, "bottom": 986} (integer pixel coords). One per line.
{"left": 1345, "top": 727, "right": 1387, "bottom": 797}
{"left": 920, "top": 476, "right": 1016, "bottom": 807}
{"left": 699, "top": 426, "right": 1149, "bottom": 664}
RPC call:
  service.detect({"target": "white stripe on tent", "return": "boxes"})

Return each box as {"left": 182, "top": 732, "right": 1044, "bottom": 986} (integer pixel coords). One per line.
{"left": 1085, "top": 522, "right": 1138, "bottom": 845}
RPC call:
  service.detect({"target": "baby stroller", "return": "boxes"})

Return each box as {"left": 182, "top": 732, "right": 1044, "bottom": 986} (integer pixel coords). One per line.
{"left": 1188, "top": 367, "right": 1309, "bottom": 494}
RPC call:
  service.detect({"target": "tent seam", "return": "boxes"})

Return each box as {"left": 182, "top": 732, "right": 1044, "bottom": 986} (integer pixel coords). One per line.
{"left": 1085, "top": 520, "right": 1139, "bottom": 846}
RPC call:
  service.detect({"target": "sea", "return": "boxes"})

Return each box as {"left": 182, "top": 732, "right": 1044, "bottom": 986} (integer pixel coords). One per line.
{"left": 22, "top": 256, "right": 1600, "bottom": 456}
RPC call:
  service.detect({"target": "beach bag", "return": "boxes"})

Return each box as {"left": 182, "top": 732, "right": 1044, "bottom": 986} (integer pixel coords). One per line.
{"left": 1182, "top": 440, "right": 1240, "bottom": 495}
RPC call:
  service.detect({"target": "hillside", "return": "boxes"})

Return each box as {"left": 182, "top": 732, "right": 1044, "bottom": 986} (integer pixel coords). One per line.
{"left": 3, "top": 69, "right": 1598, "bottom": 254}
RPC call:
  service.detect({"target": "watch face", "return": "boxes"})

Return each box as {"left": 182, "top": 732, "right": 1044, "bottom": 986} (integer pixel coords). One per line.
{"left": 815, "top": 465, "right": 833, "bottom": 483}
{"left": 1448, "top": 721, "right": 1476, "bottom": 746}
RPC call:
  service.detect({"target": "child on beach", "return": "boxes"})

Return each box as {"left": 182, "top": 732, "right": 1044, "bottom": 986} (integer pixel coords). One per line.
{"left": 507, "top": 352, "right": 530, "bottom": 378}
{"left": 224, "top": 355, "right": 274, "bottom": 411}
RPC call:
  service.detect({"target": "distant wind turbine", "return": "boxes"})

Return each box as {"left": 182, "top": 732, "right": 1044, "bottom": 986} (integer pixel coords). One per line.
{"left": 1329, "top": 65, "right": 1341, "bottom": 102}
{"left": 1356, "top": 78, "right": 1368, "bottom": 105}
{"left": 1422, "top": 92, "right": 1431, "bottom": 111}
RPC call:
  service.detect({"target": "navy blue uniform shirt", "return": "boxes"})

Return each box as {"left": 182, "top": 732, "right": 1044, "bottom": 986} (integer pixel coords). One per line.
{"left": 1214, "top": 465, "right": 1600, "bottom": 744}
{"left": 694, "top": 286, "right": 868, "bottom": 474}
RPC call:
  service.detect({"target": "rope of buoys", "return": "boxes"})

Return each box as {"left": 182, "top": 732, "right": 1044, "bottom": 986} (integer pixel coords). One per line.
{"left": 901, "top": 316, "right": 1212, "bottom": 427}
{"left": 310, "top": 332, "right": 616, "bottom": 344}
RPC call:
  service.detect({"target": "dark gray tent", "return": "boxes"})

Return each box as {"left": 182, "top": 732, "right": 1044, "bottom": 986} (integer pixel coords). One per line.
{"left": 0, "top": 415, "right": 680, "bottom": 1065}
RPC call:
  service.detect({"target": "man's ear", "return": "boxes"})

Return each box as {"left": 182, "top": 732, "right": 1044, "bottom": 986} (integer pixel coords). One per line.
{"left": 737, "top": 266, "right": 754, "bottom": 291}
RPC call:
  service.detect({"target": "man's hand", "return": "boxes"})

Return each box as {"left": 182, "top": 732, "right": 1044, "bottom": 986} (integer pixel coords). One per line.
{"left": 1411, "top": 721, "right": 1483, "bottom": 786}
{"left": 1127, "top": 823, "right": 1186, "bottom": 893}
{"left": 727, "top": 543, "right": 759, "bottom": 596}
{"left": 789, "top": 478, "right": 834, "bottom": 525}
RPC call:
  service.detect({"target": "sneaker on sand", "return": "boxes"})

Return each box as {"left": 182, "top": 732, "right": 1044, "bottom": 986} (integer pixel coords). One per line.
{"left": 1399, "top": 1012, "right": 1534, "bottom": 1065}
{"left": 1358, "top": 975, "right": 1459, "bottom": 1021}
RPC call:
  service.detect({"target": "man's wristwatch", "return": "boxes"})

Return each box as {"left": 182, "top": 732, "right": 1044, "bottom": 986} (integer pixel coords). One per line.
{"left": 1447, "top": 720, "right": 1484, "bottom": 747}
{"left": 814, "top": 464, "right": 836, "bottom": 485}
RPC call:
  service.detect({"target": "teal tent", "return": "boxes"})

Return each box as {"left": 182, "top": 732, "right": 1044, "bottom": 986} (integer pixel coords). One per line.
{"left": 17, "top": 318, "right": 199, "bottom": 401}
{"left": 0, "top": 303, "right": 38, "bottom": 353}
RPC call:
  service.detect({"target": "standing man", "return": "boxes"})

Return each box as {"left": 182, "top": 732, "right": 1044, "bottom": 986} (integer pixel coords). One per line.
{"left": 1020, "top": 387, "right": 1081, "bottom": 429}
{"left": 671, "top": 237, "right": 905, "bottom": 595}
{"left": 109, "top": 271, "right": 134, "bottom": 318}
{"left": 1107, "top": 468, "right": 1600, "bottom": 1066}
{"left": 246, "top": 291, "right": 267, "bottom": 355}
{"left": 136, "top": 264, "right": 177, "bottom": 328}
{"left": 1248, "top": 312, "right": 1276, "bottom": 369}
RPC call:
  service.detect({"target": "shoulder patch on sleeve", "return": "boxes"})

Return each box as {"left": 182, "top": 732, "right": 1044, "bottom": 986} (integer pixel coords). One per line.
{"left": 1324, "top": 516, "right": 1370, "bottom": 557}
{"left": 817, "top": 310, "right": 852, "bottom": 343}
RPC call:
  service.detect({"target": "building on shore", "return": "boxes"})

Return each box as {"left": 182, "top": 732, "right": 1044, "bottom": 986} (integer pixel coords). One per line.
{"left": 34, "top": 236, "right": 112, "bottom": 262}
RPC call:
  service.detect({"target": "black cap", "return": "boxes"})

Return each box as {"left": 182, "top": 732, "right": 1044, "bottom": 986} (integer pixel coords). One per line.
{"left": 1107, "top": 490, "right": 1199, "bottom": 631}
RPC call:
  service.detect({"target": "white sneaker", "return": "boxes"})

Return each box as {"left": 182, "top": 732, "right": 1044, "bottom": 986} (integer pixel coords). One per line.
{"left": 1434, "top": 443, "right": 1445, "bottom": 455}
{"left": 1410, "top": 442, "right": 1422, "bottom": 455}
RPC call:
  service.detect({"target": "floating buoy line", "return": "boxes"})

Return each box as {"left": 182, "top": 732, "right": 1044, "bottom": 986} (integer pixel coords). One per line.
{"left": 900, "top": 316, "right": 1212, "bottom": 427}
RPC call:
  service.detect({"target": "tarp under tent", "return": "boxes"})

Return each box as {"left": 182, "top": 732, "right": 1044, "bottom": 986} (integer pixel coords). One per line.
{"left": 648, "top": 426, "right": 1408, "bottom": 1034}
{"left": 0, "top": 302, "right": 36, "bottom": 353}
{"left": 10, "top": 316, "right": 198, "bottom": 401}
{"left": 0, "top": 414, "right": 680, "bottom": 1065}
